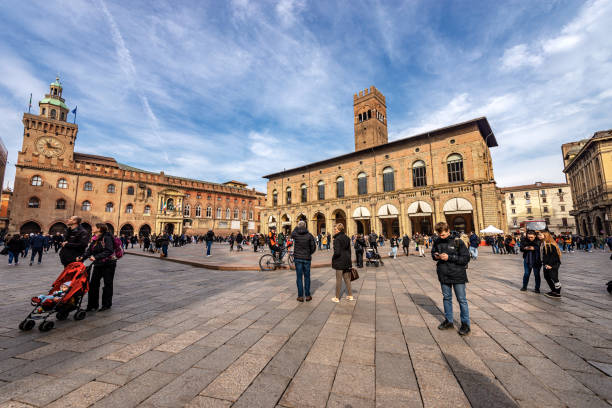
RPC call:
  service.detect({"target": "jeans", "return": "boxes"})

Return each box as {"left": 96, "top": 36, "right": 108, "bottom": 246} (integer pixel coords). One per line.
{"left": 469, "top": 246, "right": 478, "bottom": 259}
{"left": 8, "top": 251, "right": 19, "bottom": 264}
{"left": 206, "top": 241, "right": 212, "bottom": 255}
{"left": 30, "top": 248, "right": 43, "bottom": 264}
{"left": 294, "top": 259, "right": 311, "bottom": 297}
{"left": 161, "top": 244, "right": 168, "bottom": 257}
{"left": 390, "top": 246, "right": 397, "bottom": 258}
{"left": 88, "top": 262, "right": 116, "bottom": 309}
{"left": 523, "top": 261, "right": 541, "bottom": 290}
{"left": 492, "top": 244, "right": 498, "bottom": 254}
{"left": 441, "top": 283, "right": 470, "bottom": 325}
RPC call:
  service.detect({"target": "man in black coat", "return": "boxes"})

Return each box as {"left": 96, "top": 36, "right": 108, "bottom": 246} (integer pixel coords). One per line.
{"left": 431, "top": 222, "right": 471, "bottom": 335}
{"left": 205, "top": 230, "right": 215, "bottom": 257}
{"left": 402, "top": 234, "right": 411, "bottom": 256}
{"left": 291, "top": 221, "right": 317, "bottom": 302}
{"left": 59, "top": 216, "right": 90, "bottom": 266}
{"left": 520, "top": 230, "right": 541, "bottom": 292}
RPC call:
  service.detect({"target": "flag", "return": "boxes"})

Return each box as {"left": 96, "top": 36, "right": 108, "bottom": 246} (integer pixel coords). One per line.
{"left": 28, "top": 93, "right": 32, "bottom": 113}
{"left": 71, "top": 106, "right": 77, "bottom": 115}
{"left": 71, "top": 106, "right": 77, "bottom": 123}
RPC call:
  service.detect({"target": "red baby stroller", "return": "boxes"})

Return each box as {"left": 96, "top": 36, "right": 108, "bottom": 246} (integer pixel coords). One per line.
{"left": 19, "top": 261, "right": 91, "bottom": 332}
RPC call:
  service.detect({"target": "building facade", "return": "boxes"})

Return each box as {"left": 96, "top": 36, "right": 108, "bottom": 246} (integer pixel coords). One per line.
{"left": 500, "top": 182, "right": 575, "bottom": 234}
{"left": 562, "top": 130, "right": 612, "bottom": 237}
{"left": 8, "top": 78, "right": 264, "bottom": 237}
{"left": 262, "top": 87, "right": 507, "bottom": 238}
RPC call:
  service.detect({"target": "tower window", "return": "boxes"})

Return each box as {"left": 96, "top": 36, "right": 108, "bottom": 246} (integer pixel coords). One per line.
{"left": 60, "top": 112, "right": 65, "bottom": 121}
{"left": 31, "top": 175, "right": 43, "bottom": 186}
{"left": 127, "top": 186, "right": 134, "bottom": 195}
{"left": 50, "top": 109, "right": 56, "bottom": 119}
{"left": 107, "top": 184, "right": 116, "bottom": 193}
{"left": 57, "top": 178, "right": 68, "bottom": 189}
{"left": 358, "top": 113, "right": 363, "bottom": 122}
{"left": 83, "top": 181, "right": 93, "bottom": 191}
{"left": 358, "top": 172, "right": 367, "bottom": 195}
{"left": 368, "top": 110, "right": 371, "bottom": 119}
{"left": 42, "top": 108, "right": 46, "bottom": 115}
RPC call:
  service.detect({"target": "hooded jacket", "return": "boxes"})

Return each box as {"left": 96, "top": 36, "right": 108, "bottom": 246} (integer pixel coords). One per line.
{"left": 291, "top": 226, "right": 316, "bottom": 261}
{"left": 431, "top": 236, "right": 470, "bottom": 284}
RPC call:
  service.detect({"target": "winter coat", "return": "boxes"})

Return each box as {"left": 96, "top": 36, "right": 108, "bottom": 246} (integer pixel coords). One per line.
{"left": 520, "top": 237, "right": 541, "bottom": 267}
{"left": 469, "top": 234, "right": 480, "bottom": 248}
{"left": 354, "top": 237, "right": 366, "bottom": 253}
{"left": 332, "top": 232, "right": 352, "bottom": 271}
{"left": 390, "top": 237, "right": 399, "bottom": 247}
{"left": 402, "top": 235, "right": 410, "bottom": 246}
{"left": 59, "top": 225, "right": 90, "bottom": 265}
{"left": 7, "top": 236, "right": 25, "bottom": 253}
{"left": 29, "top": 234, "right": 46, "bottom": 249}
{"left": 431, "top": 236, "right": 470, "bottom": 284}
{"left": 205, "top": 231, "right": 215, "bottom": 242}
{"left": 82, "top": 232, "right": 116, "bottom": 265}
{"left": 291, "top": 226, "right": 316, "bottom": 261}
{"left": 541, "top": 244, "right": 561, "bottom": 269}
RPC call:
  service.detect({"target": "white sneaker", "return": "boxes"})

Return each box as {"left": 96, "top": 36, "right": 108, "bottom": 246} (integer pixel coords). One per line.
{"left": 347, "top": 296, "right": 355, "bottom": 301}
{"left": 331, "top": 297, "right": 340, "bottom": 303}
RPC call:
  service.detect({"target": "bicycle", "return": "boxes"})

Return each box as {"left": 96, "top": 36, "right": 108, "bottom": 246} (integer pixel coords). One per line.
{"left": 259, "top": 246, "right": 294, "bottom": 271}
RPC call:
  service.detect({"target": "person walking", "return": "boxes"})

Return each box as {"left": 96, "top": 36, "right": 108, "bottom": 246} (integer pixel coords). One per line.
{"left": 402, "top": 234, "right": 410, "bottom": 256}
{"left": 291, "top": 221, "right": 317, "bottom": 302}
{"left": 538, "top": 231, "right": 562, "bottom": 298}
{"left": 389, "top": 234, "right": 399, "bottom": 259}
{"left": 432, "top": 222, "right": 471, "bottom": 335}
{"left": 29, "top": 232, "right": 46, "bottom": 266}
{"left": 354, "top": 234, "right": 366, "bottom": 268}
{"left": 236, "top": 232, "right": 244, "bottom": 251}
{"left": 229, "top": 233, "right": 235, "bottom": 252}
{"left": 417, "top": 235, "right": 426, "bottom": 257}
{"left": 331, "top": 223, "right": 353, "bottom": 303}
{"left": 468, "top": 232, "right": 480, "bottom": 260}
{"left": 368, "top": 231, "right": 378, "bottom": 253}
{"left": 520, "top": 230, "right": 541, "bottom": 293}
{"left": 7, "top": 234, "right": 25, "bottom": 265}
{"left": 205, "top": 230, "right": 215, "bottom": 257}
{"left": 59, "top": 216, "right": 90, "bottom": 267}
{"left": 79, "top": 223, "right": 117, "bottom": 312}
{"left": 52, "top": 232, "right": 63, "bottom": 253}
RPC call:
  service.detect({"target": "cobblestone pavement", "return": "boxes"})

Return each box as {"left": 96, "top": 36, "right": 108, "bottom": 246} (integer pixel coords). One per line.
{"left": 0, "top": 249, "right": 611, "bottom": 407}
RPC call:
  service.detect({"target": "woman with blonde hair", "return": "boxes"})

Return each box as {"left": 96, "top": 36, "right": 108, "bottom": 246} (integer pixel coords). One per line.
{"left": 537, "top": 230, "right": 562, "bottom": 298}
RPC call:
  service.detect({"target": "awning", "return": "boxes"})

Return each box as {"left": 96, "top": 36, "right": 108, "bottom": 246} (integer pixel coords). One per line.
{"left": 352, "top": 206, "right": 371, "bottom": 219}
{"left": 268, "top": 215, "right": 276, "bottom": 223}
{"left": 377, "top": 204, "right": 399, "bottom": 218}
{"left": 268, "top": 222, "right": 276, "bottom": 227}
{"left": 407, "top": 201, "right": 432, "bottom": 217}
{"left": 443, "top": 198, "right": 473, "bottom": 214}
{"left": 282, "top": 222, "right": 291, "bottom": 226}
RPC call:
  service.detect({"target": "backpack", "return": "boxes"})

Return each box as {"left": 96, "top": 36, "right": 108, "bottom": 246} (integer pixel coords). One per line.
{"left": 93, "top": 234, "right": 123, "bottom": 260}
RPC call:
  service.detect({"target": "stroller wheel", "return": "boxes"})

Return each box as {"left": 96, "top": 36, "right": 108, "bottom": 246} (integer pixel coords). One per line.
{"left": 39, "top": 321, "right": 54, "bottom": 332}
{"left": 19, "top": 319, "right": 35, "bottom": 331}
{"left": 56, "top": 311, "right": 69, "bottom": 321}
{"left": 74, "top": 310, "right": 87, "bottom": 321}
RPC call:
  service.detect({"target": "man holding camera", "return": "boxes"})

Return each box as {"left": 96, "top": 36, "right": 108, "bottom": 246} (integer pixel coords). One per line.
{"left": 431, "top": 222, "right": 471, "bottom": 335}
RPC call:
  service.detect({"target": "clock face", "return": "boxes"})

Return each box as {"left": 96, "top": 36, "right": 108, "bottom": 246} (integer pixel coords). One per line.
{"left": 35, "top": 136, "right": 65, "bottom": 158}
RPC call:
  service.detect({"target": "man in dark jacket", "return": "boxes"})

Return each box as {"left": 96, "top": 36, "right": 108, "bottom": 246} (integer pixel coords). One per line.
{"left": 59, "top": 216, "right": 90, "bottom": 266}
{"left": 205, "top": 230, "right": 215, "bottom": 257}
{"left": 291, "top": 221, "right": 317, "bottom": 302}
{"left": 520, "top": 230, "right": 541, "bottom": 293}
{"left": 468, "top": 232, "right": 480, "bottom": 260}
{"left": 432, "top": 222, "right": 471, "bottom": 335}
{"left": 7, "top": 234, "right": 25, "bottom": 265}
{"left": 52, "top": 232, "right": 63, "bottom": 252}
{"left": 402, "top": 234, "right": 411, "bottom": 256}
{"left": 29, "top": 232, "right": 46, "bottom": 266}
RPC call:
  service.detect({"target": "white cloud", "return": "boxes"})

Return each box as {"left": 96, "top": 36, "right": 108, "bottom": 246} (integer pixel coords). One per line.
{"left": 542, "top": 34, "right": 582, "bottom": 54}
{"left": 500, "top": 44, "right": 543, "bottom": 71}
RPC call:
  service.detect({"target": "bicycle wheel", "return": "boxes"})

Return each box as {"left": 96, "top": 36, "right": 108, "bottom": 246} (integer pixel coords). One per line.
{"left": 259, "top": 254, "right": 276, "bottom": 271}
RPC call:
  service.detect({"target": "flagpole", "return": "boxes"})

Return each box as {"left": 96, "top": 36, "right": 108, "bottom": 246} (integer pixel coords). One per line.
{"left": 28, "top": 93, "right": 32, "bottom": 114}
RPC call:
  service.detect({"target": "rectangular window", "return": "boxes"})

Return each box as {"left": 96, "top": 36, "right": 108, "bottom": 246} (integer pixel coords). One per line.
{"left": 545, "top": 217, "right": 551, "bottom": 225}
{"left": 510, "top": 200, "right": 514, "bottom": 205}
{"left": 337, "top": 181, "right": 344, "bottom": 198}
{"left": 447, "top": 160, "right": 464, "bottom": 183}
{"left": 318, "top": 184, "right": 325, "bottom": 200}
{"left": 412, "top": 166, "right": 426, "bottom": 187}
{"left": 358, "top": 177, "right": 367, "bottom": 195}
{"left": 301, "top": 188, "right": 307, "bottom": 203}
{"left": 511, "top": 208, "right": 515, "bottom": 214}
{"left": 559, "top": 196, "right": 564, "bottom": 202}
{"left": 525, "top": 192, "right": 530, "bottom": 198}
{"left": 543, "top": 207, "right": 548, "bottom": 213}
{"left": 383, "top": 172, "right": 395, "bottom": 192}
{"left": 560, "top": 205, "right": 565, "bottom": 211}
{"left": 558, "top": 188, "right": 562, "bottom": 193}
{"left": 562, "top": 217, "right": 568, "bottom": 226}
{"left": 527, "top": 207, "right": 532, "bottom": 214}
{"left": 526, "top": 199, "right": 531, "bottom": 205}
{"left": 541, "top": 190, "right": 546, "bottom": 196}
{"left": 512, "top": 217, "right": 518, "bottom": 225}
{"left": 509, "top": 193, "right": 514, "bottom": 199}
{"left": 542, "top": 197, "right": 547, "bottom": 203}
{"left": 286, "top": 191, "right": 291, "bottom": 205}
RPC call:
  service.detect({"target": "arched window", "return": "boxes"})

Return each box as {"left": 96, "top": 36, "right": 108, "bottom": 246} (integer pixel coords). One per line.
{"left": 60, "top": 112, "right": 65, "bottom": 121}
{"left": 183, "top": 204, "right": 190, "bottom": 216}
{"left": 107, "top": 184, "right": 116, "bottom": 193}
{"left": 249, "top": 210, "right": 253, "bottom": 220}
{"left": 28, "top": 197, "right": 40, "bottom": 208}
{"left": 234, "top": 208, "right": 239, "bottom": 219}
{"left": 301, "top": 184, "right": 307, "bottom": 203}
{"left": 127, "top": 186, "right": 134, "bottom": 195}
{"left": 383, "top": 167, "right": 395, "bottom": 192}
{"left": 50, "top": 109, "right": 56, "bottom": 119}
{"left": 195, "top": 205, "right": 202, "bottom": 217}
{"left": 358, "top": 113, "right": 363, "bottom": 122}
{"left": 147, "top": 188, "right": 152, "bottom": 198}
{"left": 272, "top": 190, "right": 278, "bottom": 206}
{"left": 55, "top": 199, "right": 66, "bottom": 210}
{"left": 447, "top": 153, "right": 464, "bottom": 183}
{"left": 242, "top": 210, "right": 247, "bottom": 220}
{"left": 226, "top": 208, "right": 231, "bottom": 219}
{"left": 82, "top": 200, "right": 91, "bottom": 211}
{"left": 31, "top": 175, "right": 43, "bottom": 186}
{"left": 206, "top": 207, "right": 212, "bottom": 218}
{"left": 336, "top": 176, "right": 344, "bottom": 198}
{"left": 125, "top": 204, "right": 133, "bottom": 214}
{"left": 105, "top": 202, "right": 114, "bottom": 212}
{"left": 57, "top": 178, "right": 68, "bottom": 189}
{"left": 286, "top": 187, "right": 292, "bottom": 205}
{"left": 358, "top": 172, "right": 367, "bottom": 195}
{"left": 83, "top": 181, "right": 93, "bottom": 191}
{"left": 216, "top": 207, "right": 222, "bottom": 218}
{"left": 412, "top": 160, "right": 427, "bottom": 187}
{"left": 144, "top": 205, "right": 151, "bottom": 215}
{"left": 317, "top": 180, "right": 325, "bottom": 200}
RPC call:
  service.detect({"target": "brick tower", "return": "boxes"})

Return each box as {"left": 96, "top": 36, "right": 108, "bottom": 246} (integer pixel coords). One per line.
{"left": 354, "top": 86, "right": 388, "bottom": 151}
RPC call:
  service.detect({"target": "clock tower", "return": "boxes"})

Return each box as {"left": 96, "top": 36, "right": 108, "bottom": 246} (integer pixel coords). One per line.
{"left": 354, "top": 86, "right": 388, "bottom": 151}
{"left": 18, "top": 77, "right": 78, "bottom": 167}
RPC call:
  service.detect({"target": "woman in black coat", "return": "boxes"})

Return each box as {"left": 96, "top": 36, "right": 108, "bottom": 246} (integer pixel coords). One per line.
{"left": 78, "top": 223, "right": 117, "bottom": 311}
{"left": 537, "top": 231, "right": 562, "bottom": 298}
{"left": 331, "top": 223, "right": 353, "bottom": 302}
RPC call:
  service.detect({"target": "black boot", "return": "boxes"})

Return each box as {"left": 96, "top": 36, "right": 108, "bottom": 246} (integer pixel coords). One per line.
{"left": 437, "top": 319, "right": 454, "bottom": 330}
{"left": 458, "top": 323, "right": 471, "bottom": 336}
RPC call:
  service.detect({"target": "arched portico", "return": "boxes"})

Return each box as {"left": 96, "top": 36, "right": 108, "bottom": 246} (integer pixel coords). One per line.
{"left": 48, "top": 222, "right": 67, "bottom": 235}
{"left": 352, "top": 206, "right": 371, "bottom": 235}
{"left": 332, "top": 209, "right": 347, "bottom": 231}
{"left": 443, "top": 198, "right": 474, "bottom": 233}
{"left": 20, "top": 221, "right": 41, "bottom": 235}
{"left": 312, "top": 212, "right": 326, "bottom": 235}
{"left": 120, "top": 223, "right": 134, "bottom": 237}
{"left": 407, "top": 200, "right": 433, "bottom": 235}
{"left": 377, "top": 204, "right": 399, "bottom": 238}
{"left": 281, "top": 214, "right": 292, "bottom": 235}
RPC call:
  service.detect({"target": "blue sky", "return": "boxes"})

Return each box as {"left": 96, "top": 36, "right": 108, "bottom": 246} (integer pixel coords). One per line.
{"left": 1, "top": 0, "right": 611, "bottom": 192}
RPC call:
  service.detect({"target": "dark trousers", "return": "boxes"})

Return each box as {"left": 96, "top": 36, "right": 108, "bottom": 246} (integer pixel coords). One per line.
{"left": 543, "top": 266, "right": 561, "bottom": 293}
{"left": 403, "top": 245, "right": 409, "bottom": 255}
{"left": 30, "top": 248, "right": 43, "bottom": 263}
{"left": 294, "top": 259, "right": 311, "bottom": 297}
{"left": 88, "top": 262, "right": 116, "bottom": 309}
{"left": 523, "top": 261, "right": 541, "bottom": 290}
{"left": 54, "top": 243, "right": 61, "bottom": 252}
{"left": 356, "top": 250, "right": 363, "bottom": 267}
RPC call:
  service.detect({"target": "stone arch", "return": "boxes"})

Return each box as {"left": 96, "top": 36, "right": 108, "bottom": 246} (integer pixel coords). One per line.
{"left": 331, "top": 209, "right": 347, "bottom": 230}
{"left": 443, "top": 197, "right": 475, "bottom": 233}
{"left": 20, "top": 221, "right": 42, "bottom": 235}
{"left": 281, "top": 213, "right": 291, "bottom": 234}
{"left": 312, "top": 211, "right": 326, "bottom": 235}
{"left": 120, "top": 223, "right": 134, "bottom": 237}
{"left": 48, "top": 221, "right": 68, "bottom": 235}
{"left": 595, "top": 216, "right": 604, "bottom": 236}
{"left": 139, "top": 224, "right": 152, "bottom": 237}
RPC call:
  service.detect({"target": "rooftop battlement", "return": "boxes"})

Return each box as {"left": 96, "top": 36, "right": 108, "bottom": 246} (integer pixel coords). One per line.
{"left": 354, "top": 86, "right": 386, "bottom": 104}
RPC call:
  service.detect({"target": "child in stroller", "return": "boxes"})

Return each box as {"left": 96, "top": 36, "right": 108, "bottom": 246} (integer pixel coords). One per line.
{"left": 19, "top": 261, "right": 91, "bottom": 332}
{"left": 365, "top": 248, "right": 384, "bottom": 267}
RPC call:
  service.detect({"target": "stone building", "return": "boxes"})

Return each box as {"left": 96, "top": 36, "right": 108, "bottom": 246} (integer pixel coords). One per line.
{"left": 562, "top": 130, "right": 612, "bottom": 236}
{"left": 262, "top": 86, "right": 507, "bottom": 237}
{"left": 8, "top": 78, "right": 264, "bottom": 237}
{"left": 500, "top": 182, "right": 575, "bottom": 234}
{"left": 0, "top": 189, "right": 11, "bottom": 231}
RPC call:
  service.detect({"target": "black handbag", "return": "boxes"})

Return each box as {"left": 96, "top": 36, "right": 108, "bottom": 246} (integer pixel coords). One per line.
{"left": 350, "top": 267, "right": 359, "bottom": 281}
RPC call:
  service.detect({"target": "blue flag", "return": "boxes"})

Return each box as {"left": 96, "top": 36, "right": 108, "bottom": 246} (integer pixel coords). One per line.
{"left": 71, "top": 106, "right": 77, "bottom": 114}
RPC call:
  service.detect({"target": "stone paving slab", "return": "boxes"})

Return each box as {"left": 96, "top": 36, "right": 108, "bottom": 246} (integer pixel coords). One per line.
{"left": 0, "top": 247, "right": 611, "bottom": 407}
